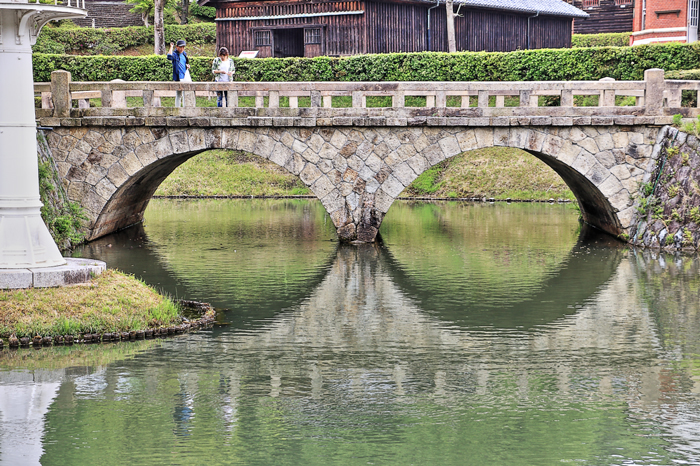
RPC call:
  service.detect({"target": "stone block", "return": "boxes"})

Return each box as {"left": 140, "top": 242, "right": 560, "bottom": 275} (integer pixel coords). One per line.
{"left": 392, "top": 162, "right": 418, "bottom": 186}
{"left": 585, "top": 161, "right": 610, "bottom": 186}
{"left": 490, "top": 117, "right": 509, "bottom": 126}
{"left": 438, "top": 136, "right": 462, "bottom": 158}
{"left": 187, "top": 128, "right": 208, "bottom": 151}
{"left": 530, "top": 117, "right": 552, "bottom": 126}
{"left": 572, "top": 117, "right": 592, "bottom": 126}
{"left": 427, "top": 117, "right": 447, "bottom": 126}
{"left": 284, "top": 154, "right": 306, "bottom": 176}
{"left": 423, "top": 143, "right": 445, "bottom": 165}
{"left": 595, "top": 133, "right": 615, "bottom": 151}
{"left": 237, "top": 131, "right": 257, "bottom": 153}
{"left": 526, "top": 130, "right": 546, "bottom": 152}
{"left": 169, "top": 131, "right": 190, "bottom": 154}
{"left": 610, "top": 164, "right": 632, "bottom": 181}
{"left": 0, "top": 269, "right": 33, "bottom": 289}
{"left": 270, "top": 142, "right": 293, "bottom": 167}
{"left": 591, "top": 117, "right": 613, "bottom": 126}
{"left": 456, "top": 129, "right": 478, "bottom": 152}
{"left": 166, "top": 118, "right": 189, "bottom": 127}
{"left": 125, "top": 117, "right": 146, "bottom": 127}
{"left": 382, "top": 175, "right": 406, "bottom": 197}
{"left": 474, "top": 128, "right": 493, "bottom": 147}
{"left": 107, "top": 163, "right": 129, "bottom": 188}
{"left": 577, "top": 137, "right": 599, "bottom": 155}
{"left": 95, "top": 178, "right": 118, "bottom": 200}
{"left": 598, "top": 173, "right": 624, "bottom": 198}
{"left": 374, "top": 188, "right": 394, "bottom": 213}
{"left": 311, "top": 175, "right": 334, "bottom": 199}
{"left": 30, "top": 259, "right": 106, "bottom": 288}
{"left": 119, "top": 152, "right": 144, "bottom": 176}
{"left": 552, "top": 117, "right": 573, "bottom": 126}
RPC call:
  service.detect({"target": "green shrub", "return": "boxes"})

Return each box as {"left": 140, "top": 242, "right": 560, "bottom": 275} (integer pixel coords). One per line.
{"left": 189, "top": 3, "right": 216, "bottom": 20}
{"left": 33, "top": 41, "right": 700, "bottom": 83}
{"left": 33, "top": 23, "right": 216, "bottom": 55}
{"left": 572, "top": 33, "right": 631, "bottom": 48}
{"left": 666, "top": 69, "right": 700, "bottom": 80}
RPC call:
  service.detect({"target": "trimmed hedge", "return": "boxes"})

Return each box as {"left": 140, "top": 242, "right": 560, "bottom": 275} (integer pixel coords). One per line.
{"left": 572, "top": 32, "right": 631, "bottom": 48}
{"left": 33, "top": 42, "right": 700, "bottom": 83}
{"left": 34, "top": 23, "right": 216, "bottom": 55}
{"left": 666, "top": 69, "right": 700, "bottom": 80}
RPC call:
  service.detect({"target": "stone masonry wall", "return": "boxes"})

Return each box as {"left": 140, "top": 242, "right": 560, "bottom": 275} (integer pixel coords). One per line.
{"left": 630, "top": 126, "right": 700, "bottom": 250}
{"left": 44, "top": 124, "right": 661, "bottom": 243}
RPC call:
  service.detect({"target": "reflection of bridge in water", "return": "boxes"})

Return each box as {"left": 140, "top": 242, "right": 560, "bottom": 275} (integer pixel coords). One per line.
{"left": 3, "top": 230, "right": 700, "bottom": 462}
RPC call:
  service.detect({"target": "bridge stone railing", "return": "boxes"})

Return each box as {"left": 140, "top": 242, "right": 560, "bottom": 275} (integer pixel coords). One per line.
{"left": 34, "top": 69, "right": 699, "bottom": 129}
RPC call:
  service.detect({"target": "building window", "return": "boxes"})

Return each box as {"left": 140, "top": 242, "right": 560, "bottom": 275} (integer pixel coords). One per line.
{"left": 614, "top": 0, "right": 632, "bottom": 4}
{"left": 304, "top": 28, "right": 321, "bottom": 45}
{"left": 582, "top": 0, "right": 599, "bottom": 6}
{"left": 255, "top": 30, "right": 271, "bottom": 47}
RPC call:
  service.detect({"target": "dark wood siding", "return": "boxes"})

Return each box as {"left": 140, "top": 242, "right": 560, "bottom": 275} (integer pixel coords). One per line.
{"left": 565, "top": 0, "right": 634, "bottom": 34}
{"left": 431, "top": 7, "right": 572, "bottom": 52}
{"left": 213, "top": 0, "right": 575, "bottom": 57}
{"left": 216, "top": 0, "right": 366, "bottom": 57}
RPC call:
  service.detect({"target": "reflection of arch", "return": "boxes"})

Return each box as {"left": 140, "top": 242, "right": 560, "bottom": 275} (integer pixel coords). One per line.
{"left": 50, "top": 125, "right": 658, "bottom": 242}
{"left": 381, "top": 224, "right": 625, "bottom": 329}
{"left": 80, "top": 210, "right": 339, "bottom": 328}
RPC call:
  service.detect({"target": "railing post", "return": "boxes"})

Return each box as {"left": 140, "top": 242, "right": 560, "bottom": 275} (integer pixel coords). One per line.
{"left": 495, "top": 95, "right": 505, "bottom": 108}
{"left": 226, "top": 90, "right": 238, "bottom": 108}
{"left": 352, "top": 91, "right": 363, "bottom": 108}
{"left": 50, "top": 70, "right": 71, "bottom": 118}
{"left": 323, "top": 95, "right": 332, "bottom": 108}
{"left": 393, "top": 91, "right": 404, "bottom": 108}
{"left": 184, "top": 91, "right": 196, "bottom": 107}
{"left": 41, "top": 92, "right": 53, "bottom": 109}
{"left": 268, "top": 90, "right": 280, "bottom": 108}
{"left": 255, "top": 92, "right": 264, "bottom": 108}
{"left": 101, "top": 89, "right": 112, "bottom": 108}
{"left": 477, "top": 90, "right": 489, "bottom": 108}
{"left": 288, "top": 95, "right": 297, "bottom": 108}
{"left": 599, "top": 77, "right": 615, "bottom": 107}
{"left": 461, "top": 95, "right": 470, "bottom": 108}
{"left": 436, "top": 91, "right": 446, "bottom": 108}
{"left": 519, "top": 90, "right": 531, "bottom": 108}
{"left": 142, "top": 90, "right": 154, "bottom": 108}
{"left": 310, "top": 90, "right": 321, "bottom": 107}
{"left": 426, "top": 95, "right": 435, "bottom": 107}
{"left": 560, "top": 89, "right": 573, "bottom": 107}
{"left": 644, "top": 68, "right": 665, "bottom": 115}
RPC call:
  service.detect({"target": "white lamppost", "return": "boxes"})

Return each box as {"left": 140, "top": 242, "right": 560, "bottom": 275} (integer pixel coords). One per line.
{"left": 0, "top": 0, "right": 86, "bottom": 268}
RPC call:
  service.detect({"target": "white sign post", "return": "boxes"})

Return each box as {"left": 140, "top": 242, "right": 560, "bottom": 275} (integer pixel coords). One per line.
{"left": 0, "top": 0, "right": 86, "bottom": 269}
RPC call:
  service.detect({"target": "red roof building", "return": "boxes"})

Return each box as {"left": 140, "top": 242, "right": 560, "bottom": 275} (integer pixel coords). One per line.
{"left": 631, "top": 0, "right": 699, "bottom": 45}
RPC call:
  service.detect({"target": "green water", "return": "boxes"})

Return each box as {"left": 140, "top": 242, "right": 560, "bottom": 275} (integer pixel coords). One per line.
{"left": 2, "top": 199, "right": 700, "bottom": 465}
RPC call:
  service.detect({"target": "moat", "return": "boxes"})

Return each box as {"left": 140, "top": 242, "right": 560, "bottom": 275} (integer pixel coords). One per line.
{"left": 1, "top": 199, "right": 699, "bottom": 465}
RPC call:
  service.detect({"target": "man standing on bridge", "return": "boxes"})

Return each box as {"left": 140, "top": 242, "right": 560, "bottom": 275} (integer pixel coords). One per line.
{"left": 167, "top": 40, "right": 190, "bottom": 107}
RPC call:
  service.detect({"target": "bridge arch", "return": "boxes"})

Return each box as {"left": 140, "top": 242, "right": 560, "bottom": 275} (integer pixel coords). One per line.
{"left": 46, "top": 124, "right": 659, "bottom": 242}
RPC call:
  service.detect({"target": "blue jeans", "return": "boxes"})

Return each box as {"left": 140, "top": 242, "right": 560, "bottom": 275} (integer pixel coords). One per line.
{"left": 217, "top": 91, "right": 226, "bottom": 107}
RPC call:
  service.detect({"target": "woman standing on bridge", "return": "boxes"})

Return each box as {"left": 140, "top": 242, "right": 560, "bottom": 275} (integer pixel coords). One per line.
{"left": 212, "top": 47, "right": 235, "bottom": 107}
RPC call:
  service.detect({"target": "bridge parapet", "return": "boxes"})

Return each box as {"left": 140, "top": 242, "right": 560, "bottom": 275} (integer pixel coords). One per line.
{"left": 35, "top": 69, "right": 697, "bottom": 129}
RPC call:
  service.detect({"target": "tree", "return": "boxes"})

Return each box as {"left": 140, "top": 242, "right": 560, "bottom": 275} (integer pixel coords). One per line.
{"left": 180, "top": 0, "right": 189, "bottom": 24}
{"left": 154, "top": 0, "right": 166, "bottom": 55}
{"left": 126, "top": 0, "right": 155, "bottom": 27}
{"left": 446, "top": 0, "right": 456, "bottom": 53}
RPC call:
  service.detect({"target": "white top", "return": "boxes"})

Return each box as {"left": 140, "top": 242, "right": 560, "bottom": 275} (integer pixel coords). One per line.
{"left": 216, "top": 60, "right": 231, "bottom": 82}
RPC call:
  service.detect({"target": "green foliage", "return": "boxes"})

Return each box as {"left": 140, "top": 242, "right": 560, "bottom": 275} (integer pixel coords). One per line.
{"left": 640, "top": 181, "right": 654, "bottom": 197}
{"left": 673, "top": 114, "right": 683, "bottom": 127}
{"left": 33, "top": 41, "right": 700, "bottom": 83}
{"left": 38, "top": 161, "right": 88, "bottom": 248}
{"left": 666, "top": 234, "right": 675, "bottom": 245}
{"left": 34, "top": 23, "right": 216, "bottom": 56}
{"left": 666, "top": 69, "right": 700, "bottom": 79}
{"left": 668, "top": 184, "right": 681, "bottom": 198}
{"left": 671, "top": 208, "right": 682, "bottom": 221}
{"left": 189, "top": 2, "right": 216, "bottom": 20}
{"left": 406, "top": 163, "right": 446, "bottom": 195}
{"left": 690, "top": 206, "right": 700, "bottom": 224}
{"left": 571, "top": 33, "right": 631, "bottom": 48}
{"left": 680, "top": 116, "right": 700, "bottom": 137}
{"left": 683, "top": 228, "right": 694, "bottom": 246}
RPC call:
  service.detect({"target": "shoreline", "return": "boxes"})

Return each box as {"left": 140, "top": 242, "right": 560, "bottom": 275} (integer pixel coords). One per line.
{"left": 152, "top": 194, "right": 574, "bottom": 203}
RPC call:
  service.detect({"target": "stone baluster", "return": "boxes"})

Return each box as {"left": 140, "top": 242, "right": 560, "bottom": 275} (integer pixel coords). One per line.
{"left": 425, "top": 94, "right": 435, "bottom": 107}
{"left": 226, "top": 90, "right": 238, "bottom": 108}
{"left": 288, "top": 96, "right": 298, "bottom": 108}
{"left": 50, "top": 70, "right": 71, "bottom": 118}
{"left": 599, "top": 77, "right": 616, "bottom": 107}
{"left": 310, "top": 90, "right": 321, "bottom": 107}
{"left": 519, "top": 89, "right": 532, "bottom": 107}
{"left": 268, "top": 90, "right": 279, "bottom": 108}
{"left": 477, "top": 90, "right": 489, "bottom": 108}
{"left": 495, "top": 95, "right": 505, "bottom": 107}
{"left": 436, "top": 90, "right": 446, "bottom": 108}
{"left": 393, "top": 91, "right": 404, "bottom": 108}
{"left": 100, "top": 89, "right": 112, "bottom": 108}
{"left": 352, "top": 91, "right": 363, "bottom": 108}
{"left": 561, "top": 89, "right": 573, "bottom": 107}
{"left": 461, "top": 95, "right": 470, "bottom": 108}
{"left": 184, "top": 90, "right": 196, "bottom": 107}
{"left": 41, "top": 92, "right": 53, "bottom": 109}
{"left": 255, "top": 92, "right": 264, "bottom": 108}
{"left": 323, "top": 95, "right": 332, "bottom": 108}
{"left": 666, "top": 88, "right": 682, "bottom": 108}
{"left": 142, "top": 90, "right": 154, "bottom": 108}
{"left": 644, "top": 68, "right": 665, "bottom": 115}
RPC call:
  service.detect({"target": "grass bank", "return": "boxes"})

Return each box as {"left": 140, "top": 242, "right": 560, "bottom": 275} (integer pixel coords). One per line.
{"left": 0, "top": 270, "right": 182, "bottom": 338}
{"left": 155, "top": 147, "right": 574, "bottom": 200}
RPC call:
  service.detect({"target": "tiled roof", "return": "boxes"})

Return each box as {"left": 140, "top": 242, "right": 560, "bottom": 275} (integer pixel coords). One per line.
{"left": 446, "top": 0, "right": 589, "bottom": 18}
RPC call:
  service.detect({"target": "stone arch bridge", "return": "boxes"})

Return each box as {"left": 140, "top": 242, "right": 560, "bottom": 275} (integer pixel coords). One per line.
{"left": 36, "top": 69, "right": 697, "bottom": 242}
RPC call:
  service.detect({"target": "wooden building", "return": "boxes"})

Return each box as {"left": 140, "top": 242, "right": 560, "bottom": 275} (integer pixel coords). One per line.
{"left": 200, "top": 0, "right": 588, "bottom": 58}
{"left": 565, "top": 0, "right": 634, "bottom": 34}
{"left": 631, "top": 0, "right": 699, "bottom": 45}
